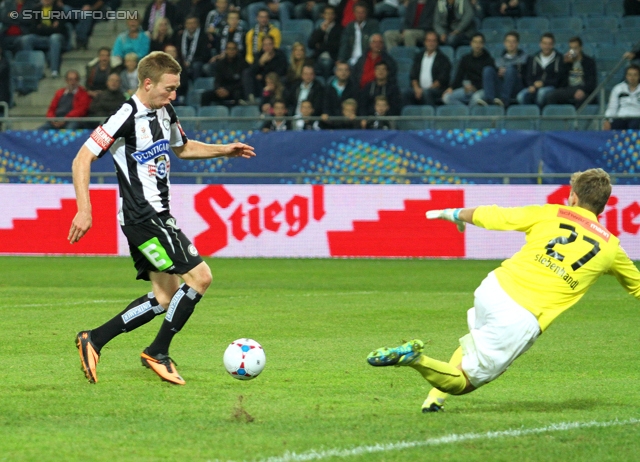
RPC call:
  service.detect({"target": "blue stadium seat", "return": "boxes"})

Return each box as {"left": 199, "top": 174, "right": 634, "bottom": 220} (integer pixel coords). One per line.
{"left": 174, "top": 106, "right": 197, "bottom": 131}
{"left": 536, "top": 0, "right": 571, "bottom": 17}
{"left": 572, "top": 0, "right": 605, "bottom": 16}
{"left": 186, "top": 88, "right": 206, "bottom": 107}
{"left": 10, "top": 62, "right": 39, "bottom": 96}
{"left": 230, "top": 105, "right": 262, "bottom": 131}
{"left": 581, "top": 28, "right": 616, "bottom": 45}
{"left": 469, "top": 105, "right": 504, "bottom": 129}
{"left": 541, "top": 104, "right": 576, "bottom": 131}
{"left": 552, "top": 29, "right": 579, "bottom": 46}
{"left": 435, "top": 105, "right": 468, "bottom": 130}
{"left": 606, "top": 1, "right": 624, "bottom": 16}
{"left": 439, "top": 45, "right": 455, "bottom": 64}
{"left": 505, "top": 105, "right": 539, "bottom": 130}
{"left": 282, "top": 19, "right": 314, "bottom": 38}
{"left": 198, "top": 105, "right": 229, "bottom": 131}
{"left": 486, "top": 43, "right": 504, "bottom": 59}
{"left": 595, "top": 43, "right": 627, "bottom": 60}
{"left": 518, "top": 30, "right": 541, "bottom": 47}
{"left": 392, "top": 46, "right": 419, "bottom": 61}
{"left": 602, "top": 67, "right": 628, "bottom": 94}
{"left": 479, "top": 28, "right": 506, "bottom": 45}
{"left": 584, "top": 15, "right": 619, "bottom": 31}
{"left": 620, "top": 16, "right": 640, "bottom": 29}
{"left": 616, "top": 28, "right": 638, "bottom": 45}
{"left": 455, "top": 45, "right": 471, "bottom": 61}
{"left": 548, "top": 17, "right": 583, "bottom": 34}
{"left": 380, "top": 17, "right": 401, "bottom": 34}
{"left": 194, "top": 77, "right": 215, "bottom": 91}
{"left": 482, "top": 17, "right": 515, "bottom": 31}
{"left": 14, "top": 50, "right": 45, "bottom": 80}
{"left": 281, "top": 31, "right": 306, "bottom": 48}
{"left": 576, "top": 105, "right": 601, "bottom": 131}
{"left": 597, "top": 57, "right": 624, "bottom": 73}
{"left": 398, "top": 105, "right": 434, "bottom": 130}
{"left": 516, "top": 17, "right": 549, "bottom": 31}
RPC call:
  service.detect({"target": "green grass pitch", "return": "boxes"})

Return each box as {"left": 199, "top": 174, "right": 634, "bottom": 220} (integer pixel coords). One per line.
{"left": 1, "top": 257, "right": 639, "bottom": 461}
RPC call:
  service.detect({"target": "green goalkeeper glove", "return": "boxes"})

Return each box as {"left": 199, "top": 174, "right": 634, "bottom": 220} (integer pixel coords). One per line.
{"left": 425, "top": 208, "right": 466, "bottom": 232}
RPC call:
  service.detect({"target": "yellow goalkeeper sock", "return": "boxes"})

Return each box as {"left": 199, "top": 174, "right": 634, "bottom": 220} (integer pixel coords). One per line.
{"left": 423, "top": 347, "right": 464, "bottom": 407}
{"left": 410, "top": 349, "right": 467, "bottom": 395}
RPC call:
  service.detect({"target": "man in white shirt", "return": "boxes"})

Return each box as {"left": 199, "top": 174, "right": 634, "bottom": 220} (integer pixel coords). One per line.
{"left": 405, "top": 30, "right": 452, "bottom": 106}
{"left": 337, "top": 2, "right": 380, "bottom": 66}
{"left": 604, "top": 64, "right": 640, "bottom": 130}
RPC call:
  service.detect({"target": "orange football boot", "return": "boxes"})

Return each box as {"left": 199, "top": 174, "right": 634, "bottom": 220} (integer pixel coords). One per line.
{"left": 140, "top": 349, "right": 186, "bottom": 385}
{"left": 76, "top": 331, "right": 100, "bottom": 384}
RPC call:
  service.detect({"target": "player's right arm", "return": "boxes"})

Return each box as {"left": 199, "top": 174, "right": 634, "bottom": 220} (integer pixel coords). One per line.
{"left": 608, "top": 247, "right": 640, "bottom": 299}
{"left": 69, "top": 145, "right": 99, "bottom": 244}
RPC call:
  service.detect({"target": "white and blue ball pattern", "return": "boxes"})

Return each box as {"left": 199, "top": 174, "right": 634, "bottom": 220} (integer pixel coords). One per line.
{"left": 223, "top": 338, "right": 266, "bottom": 380}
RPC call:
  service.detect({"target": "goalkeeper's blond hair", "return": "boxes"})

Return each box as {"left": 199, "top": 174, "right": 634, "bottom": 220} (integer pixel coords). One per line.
{"left": 570, "top": 168, "right": 612, "bottom": 215}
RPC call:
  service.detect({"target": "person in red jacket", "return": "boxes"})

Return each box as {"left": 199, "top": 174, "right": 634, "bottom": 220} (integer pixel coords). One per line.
{"left": 43, "top": 69, "right": 92, "bottom": 129}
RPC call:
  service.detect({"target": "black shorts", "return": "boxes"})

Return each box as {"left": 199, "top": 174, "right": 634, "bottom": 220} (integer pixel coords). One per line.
{"left": 121, "top": 212, "right": 204, "bottom": 281}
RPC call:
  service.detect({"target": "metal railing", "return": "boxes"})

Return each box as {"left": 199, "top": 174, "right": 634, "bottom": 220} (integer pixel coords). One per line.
{"left": 2, "top": 171, "right": 639, "bottom": 184}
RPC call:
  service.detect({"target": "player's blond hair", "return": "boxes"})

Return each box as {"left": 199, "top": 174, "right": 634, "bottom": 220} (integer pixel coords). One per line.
{"left": 570, "top": 168, "right": 611, "bottom": 215}
{"left": 137, "top": 51, "right": 182, "bottom": 86}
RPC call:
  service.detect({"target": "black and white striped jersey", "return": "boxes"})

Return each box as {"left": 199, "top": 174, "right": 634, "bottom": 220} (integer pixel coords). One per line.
{"left": 84, "top": 94, "right": 188, "bottom": 226}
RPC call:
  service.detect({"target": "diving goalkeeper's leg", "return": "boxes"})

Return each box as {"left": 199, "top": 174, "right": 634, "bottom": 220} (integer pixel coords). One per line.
{"left": 421, "top": 347, "right": 467, "bottom": 412}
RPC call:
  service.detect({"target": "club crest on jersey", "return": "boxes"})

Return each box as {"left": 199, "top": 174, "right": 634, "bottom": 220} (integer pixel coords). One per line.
{"left": 148, "top": 155, "right": 170, "bottom": 178}
{"left": 163, "top": 118, "right": 170, "bottom": 130}
{"left": 132, "top": 139, "right": 170, "bottom": 164}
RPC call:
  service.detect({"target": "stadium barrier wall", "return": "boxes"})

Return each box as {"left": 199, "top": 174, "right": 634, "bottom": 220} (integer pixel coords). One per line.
{"left": 1, "top": 184, "right": 638, "bottom": 259}
{"left": 0, "top": 129, "right": 638, "bottom": 184}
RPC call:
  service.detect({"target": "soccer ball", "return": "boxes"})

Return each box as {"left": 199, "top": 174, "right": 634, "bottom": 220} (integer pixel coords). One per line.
{"left": 223, "top": 338, "right": 266, "bottom": 380}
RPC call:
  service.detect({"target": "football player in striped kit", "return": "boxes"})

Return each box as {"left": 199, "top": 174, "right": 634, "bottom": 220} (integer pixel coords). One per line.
{"left": 69, "top": 51, "right": 255, "bottom": 385}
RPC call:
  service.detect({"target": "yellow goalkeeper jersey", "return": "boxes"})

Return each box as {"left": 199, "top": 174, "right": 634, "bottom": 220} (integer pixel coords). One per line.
{"left": 473, "top": 204, "right": 640, "bottom": 331}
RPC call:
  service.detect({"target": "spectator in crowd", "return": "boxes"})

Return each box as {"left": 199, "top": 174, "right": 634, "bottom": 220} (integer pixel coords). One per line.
{"left": 0, "top": 44, "right": 10, "bottom": 111}
{"left": 443, "top": 32, "right": 493, "bottom": 105}
{"left": 150, "top": 17, "right": 175, "bottom": 53}
{"left": 201, "top": 41, "right": 247, "bottom": 106}
{"left": 65, "top": 0, "right": 103, "bottom": 50}
{"left": 85, "top": 47, "right": 113, "bottom": 98}
{"left": 480, "top": 30, "right": 526, "bottom": 106}
{"left": 20, "top": 0, "right": 67, "bottom": 78}
{"left": 405, "top": 29, "right": 452, "bottom": 106}
{"left": 323, "top": 61, "right": 359, "bottom": 117}
{"left": 173, "top": 15, "right": 211, "bottom": 82}
{"left": 0, "top": 0, "right": 31, "bottom": 53}
{"left": 383, "top": 0, "right": 437, "bottom": 51}
{"left": 352, "top": 33, "right": 398, "bottom": 89}
{"left": 112, "top": 18, "right": 150, "bottom": 67}
{"left": 86, "top": 73, "right": 127, "bottom": 127}
{"left": 358, "top": 61, "right": 401, "bottom": 115}
{"left": 294, "top": 0, "right": 325, "bottom": 21}
{"left": 119, "top": 52, "right": 139, "bottom": 98}
{"left": 324, "top": 98, "right": 361, "bottom": 129}
{"left": 294, "top": 99, "right": 322, "bottom": 130}
{"left": 163, "top": 43, "right": 189, "bottom": 103}
{"left": 624, "top": 0, "right": 640, "bottom": 16}
{"left": 603, "top": 64, "right": 640, "bottom": 130}
{"left": 261, "top": 99, "right": 292, "bottom": 131}
{"left": 337, "top": 0, "right": 375, "bottom": 27}
{"left": 176, "top": 0, "right": 214, "bottom": 29}
{"left": 242, "top": 34, "right": 287, "bottom": 101}
{"left": 489, "top": 0, "right": 525, "bottom": 17}
{"left": 285, "top": 42, "right": 314, "bottom": 85}
{"left": 545, "top": 36, "right": 597, "bottom": 108}
{"left": 262, "top": 0, "right": 293, "bottom": 26}
{"left": 374, "top": 0, "right": 401, "bottom": 19}
{"left": 361, "top": 94, "right": 392, "bottom": 129}
{"left": 259, "top": 71, "right": 285, "bottom": 115}
{"left": 245, "top": 8, "right": 282, "bottom": 64}
{"left": 286, "top": 64, "right": 325, "bottom": 117}
{"left": 434, "top": 0, "right": 476, "bottom": 48}
{"left": 338, "top": 1, "right": 380, "bottom": 66}
{"left": 516, "top": 32, "right": 563, "bottom": 107}
{"left": 308, "top": 6, "right": 342, "bottom": 79}
{"left": 142, "top": 0, "right": 180, "bottom": 33}
{"left": 205, "top": 10, "right": 245, "bottom": 75}
{"left": 43, "top": 69, "right": 91, "bottom": 129}
{"left": 204, "top": 0, "right": 230, "bottom": 36}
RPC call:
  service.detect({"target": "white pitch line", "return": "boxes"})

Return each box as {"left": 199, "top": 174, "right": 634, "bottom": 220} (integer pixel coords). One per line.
{"left": 258, "top": 418, "right": 640, "bottom": 462}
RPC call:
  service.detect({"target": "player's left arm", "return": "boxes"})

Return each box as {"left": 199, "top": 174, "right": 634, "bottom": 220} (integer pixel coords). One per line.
{"left": 172, "top": 140, "right": 256, "bottom": 160}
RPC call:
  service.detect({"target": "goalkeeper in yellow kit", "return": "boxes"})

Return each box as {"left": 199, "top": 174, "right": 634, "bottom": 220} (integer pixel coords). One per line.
{"left": 367, "top": 168, "right": 640, "bottom": 412}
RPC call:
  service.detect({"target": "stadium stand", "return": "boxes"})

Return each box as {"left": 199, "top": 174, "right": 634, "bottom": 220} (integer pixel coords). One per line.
{"left": 435, "top": 105, "right": 468, "bottom": 130}
{"left": 397, "top": 105, "right": 434, "bottom": 130}
{"left": 540, "top": 104, "right": 577, "bottom": 131}
{"left": 505, "top": 105, "right": 540, "bottom": 130}
{"left": 198, "top": 105, "right": 229, "bottom": 131}
{"left": 174, "top": 105, "right": 197, "bottom": 131}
